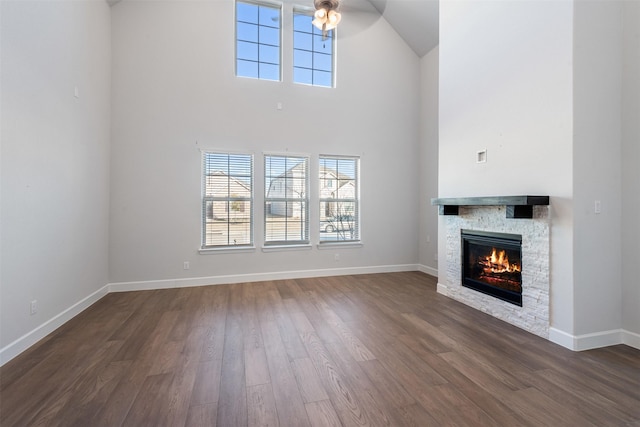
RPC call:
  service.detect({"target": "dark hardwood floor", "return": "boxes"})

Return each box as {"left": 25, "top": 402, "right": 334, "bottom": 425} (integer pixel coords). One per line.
{"left": 1, "top": 272, "right": 639, "bottom": 426}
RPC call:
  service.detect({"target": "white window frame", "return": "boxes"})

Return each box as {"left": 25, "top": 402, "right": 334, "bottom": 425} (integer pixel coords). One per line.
{"left": 235, "top": 0, "right": 282, "bottom": 81}
{"left": 319, "top": 155, "right": 360, "bottom": 244}
{"left": 292, "top": 6, "right": 336, "bottom": 88}
{"left": 201, "top": 151, "right": 254, "bottom": 250}
{"left": 264, "top": 154, "right": 310, "bottom": 246}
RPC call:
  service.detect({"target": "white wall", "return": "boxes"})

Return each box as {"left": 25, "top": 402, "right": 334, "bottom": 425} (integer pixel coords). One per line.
{"left": 419, "top": 46, "right": 438, "bottom": 274}
{"left": 438, "top": 0, "right": 575, "bottom": 334}
{"left": 109, "top": 0, "right": 421, "bottom": 285}
{"left": 622, "top": 0, "right": 640, "bottom": 340}
{"left": 572, "top": 0, "right": 623, "bottom": 337}
{"left": 438, "top": 0, "right": 640, "bottom": 349}
{"left": 0, "top": 0, "right": 111, "bottom": 358}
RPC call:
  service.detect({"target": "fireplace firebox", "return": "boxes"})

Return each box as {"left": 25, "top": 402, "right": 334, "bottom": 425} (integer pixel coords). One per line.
{"left": 461, "top": 230, "right": 523, "bottom": 306}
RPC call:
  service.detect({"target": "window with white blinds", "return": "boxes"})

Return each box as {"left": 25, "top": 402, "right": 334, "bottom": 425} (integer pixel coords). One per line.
{"left": 319, "top": 155, "right": 359, "bottom": 242}
{"left": 264, "top": 155, "right": 309, "bottom": 245}
{"left": 202, "top": 152, "right": 253, "bottom": 248}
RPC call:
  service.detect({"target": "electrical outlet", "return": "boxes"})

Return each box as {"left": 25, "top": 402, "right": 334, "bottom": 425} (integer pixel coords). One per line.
{"left": 30, "top": 300, "right": 38, "bottom": 315}
{"left": 183, "top": 261, "right": 190, "bottom": 270}
{"left": 334, "top": 253, "right": 340, "bottom": 262}
{"left": 476, "top": 149, "right": 487, "bottom": 163}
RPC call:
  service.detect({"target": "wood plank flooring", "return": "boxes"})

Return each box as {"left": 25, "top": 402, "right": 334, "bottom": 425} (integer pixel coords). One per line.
{"left": 1, "top": 272, "right": 639, "bottom": 426}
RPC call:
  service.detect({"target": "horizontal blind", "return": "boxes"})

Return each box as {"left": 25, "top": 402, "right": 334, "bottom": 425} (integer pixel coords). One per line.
{"left": 319, "top": 155, "right": 359, "bottom": 242}
{"left": 264, "top": 155, "right": 309, "bottom": 244}
{"left": 202, "top": 152, "right": 253, "bottom": 248}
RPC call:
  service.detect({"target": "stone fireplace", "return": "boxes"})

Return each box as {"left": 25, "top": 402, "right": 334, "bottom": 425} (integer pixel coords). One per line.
{"left": 432, "top": 196, "right": 550, "bottom": 339}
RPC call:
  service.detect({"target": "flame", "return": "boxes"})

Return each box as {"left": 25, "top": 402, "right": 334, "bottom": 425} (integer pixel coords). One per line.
{"left": 484, "top": 248, "right": 521, "bottom": 274}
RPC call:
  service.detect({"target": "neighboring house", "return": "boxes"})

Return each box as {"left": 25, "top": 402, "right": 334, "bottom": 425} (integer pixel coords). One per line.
{"left": 266, "top": 163, "right": 307, "bottom": 218}
{"left": 266, "top": 164, "right": 356, "bottom": 219}
{"left": 319, "top": 167, "right": 355, "bottom": 221}
{"left": 205, "top": 170, "right": 251, "bottom": 222}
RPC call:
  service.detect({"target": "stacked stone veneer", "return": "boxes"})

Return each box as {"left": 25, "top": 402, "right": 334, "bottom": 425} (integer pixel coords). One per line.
{"left": 439, "top": 205, "right": 550, "bottom": 338}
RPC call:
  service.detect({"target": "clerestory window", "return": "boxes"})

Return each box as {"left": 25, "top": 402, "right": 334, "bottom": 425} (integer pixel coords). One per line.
{"left": 293, "top": 8, "right": 335, "bottom": 87}
{"left": 236, "top": 0, "right": 281, "bottom": 81}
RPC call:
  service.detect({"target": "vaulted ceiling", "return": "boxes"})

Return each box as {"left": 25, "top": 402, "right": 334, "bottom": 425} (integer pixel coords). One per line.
{"left": 107, "top": 0, "right": 439, "bottom": 58}
{"left": 368, "top": 0, "right": 439, "bottom": 57}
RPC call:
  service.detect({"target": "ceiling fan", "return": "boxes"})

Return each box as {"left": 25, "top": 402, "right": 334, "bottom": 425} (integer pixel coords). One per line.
{"left": 312, "top": 0, "right": 342, "bottom": 39}
{"left": 311, "top": 0, "right": 386, "bottom": 40}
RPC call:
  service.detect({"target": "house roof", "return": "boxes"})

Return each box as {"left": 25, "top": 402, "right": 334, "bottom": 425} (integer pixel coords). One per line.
{"left": 319, "top": 167, "right": 353, "bottom": 186}
{"left": 209, "top": 170, "right": 251, "bottom": 192}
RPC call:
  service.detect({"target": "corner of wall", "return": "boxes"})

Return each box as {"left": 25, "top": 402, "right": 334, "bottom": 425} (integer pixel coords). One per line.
{"left": 0, "top": 284, "right": 110, "bottom": 366}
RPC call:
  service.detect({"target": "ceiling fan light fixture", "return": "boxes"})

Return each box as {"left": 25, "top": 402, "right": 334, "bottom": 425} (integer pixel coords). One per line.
{"left": 312, "top": 8, "right": 327, "bottom": 31}
{"left": 312, "top": 0, "right": 341, "bottom": 38}
{"left": 327, "top": 9, "right": 341, "bottom": 25}
{"left": 313, "top": 0, "right": 340, "bottom": 12}
{"left": 324, "top": 18, "right": 339, "bottom": 31}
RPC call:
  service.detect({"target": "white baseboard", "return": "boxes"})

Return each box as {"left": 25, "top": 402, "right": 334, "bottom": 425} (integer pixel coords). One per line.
{"left": 622, "top": 329, "right": 640, "bottom": 350}
{"left": 548, "top": 327, "right": 576, "bottom": 350}
{"left": 574, "top": 329, "right": 625, "bottom": 351}
{"left": 109, "top": 264, "right": 420, "bottom": 293}
{"left": 417, "top": 264, "right": 438, "bottom": 277}
{"left": 0, "top": 284, "right": 110, "bottom": 366}
{"left": 549, "top": 327, "right": 640, "bottom": 351}
{"left": 5, "top": 266, "right": 637, "bottom": 367}
{"left": 1, "top": 264, "right": 418, "bottom": 367}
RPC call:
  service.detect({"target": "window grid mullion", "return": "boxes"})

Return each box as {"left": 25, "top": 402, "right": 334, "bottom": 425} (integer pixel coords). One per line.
{"left": 293, "top": 11, "right": 333, "bottom": 87}
{"left": 257, "top": 9, "right": 261, "bottom": 78}
{"left": 311, "top": 31, "right": 315, "bottom": 84}
{"left": 236, "top": 1, "right": 280, "bottom": 81}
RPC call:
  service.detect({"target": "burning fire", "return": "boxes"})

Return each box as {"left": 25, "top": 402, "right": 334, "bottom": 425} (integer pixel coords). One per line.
{"left": 483, "top": 248, "right": 521, "bottom": 274}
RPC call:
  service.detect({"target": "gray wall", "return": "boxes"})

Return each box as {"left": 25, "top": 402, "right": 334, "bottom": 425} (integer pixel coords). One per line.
{"left": 1, "top": 0, "right": 111, "bottom": 352}
{"left": 573, "top": 0, "right": 623, "bottom": 336}
{"left": 109, "top": 0, "right": 421, "bottom": 285}
{"left": 622, "top": 1, "right": 640, "bottom": 340}
{"left": 419, "top": 47, "right": 438, "bottom": 273}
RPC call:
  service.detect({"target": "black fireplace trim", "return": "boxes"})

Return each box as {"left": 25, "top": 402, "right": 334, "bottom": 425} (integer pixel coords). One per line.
{"left": 461, "top": 230, "right": 523, "bottom": 306}
{"left": 431, "top": 195, "right": 549, "bottom": 219}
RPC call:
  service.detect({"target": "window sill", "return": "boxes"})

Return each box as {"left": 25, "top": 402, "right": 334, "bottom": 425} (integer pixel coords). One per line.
{"left": 199, "top": 246, "right": 256, "bottom": 255}
{"left": 317, "top": 241, "right": 363, "bottom": 249}
{"left": 262, "top": 244, "right": 313, "bottom": 253}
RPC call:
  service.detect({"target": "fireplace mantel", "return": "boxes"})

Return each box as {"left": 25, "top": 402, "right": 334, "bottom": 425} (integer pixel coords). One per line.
{"left": 431, "top": 195, "right": 549, "bottom": 219}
